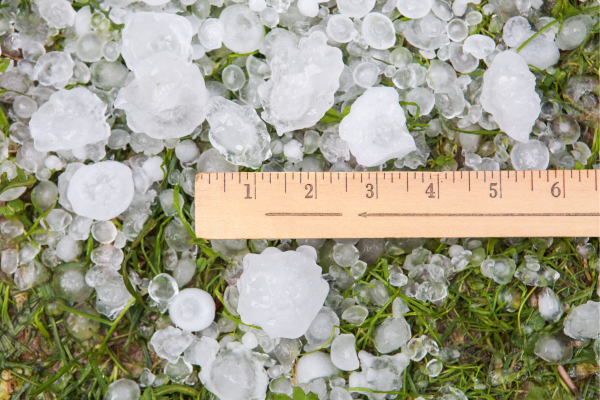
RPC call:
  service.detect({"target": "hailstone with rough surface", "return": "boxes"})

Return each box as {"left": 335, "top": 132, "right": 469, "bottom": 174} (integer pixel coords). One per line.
{"left": 510, "top": 140, "right": 549, "bottom": 170}
{"left": 121, "top": 12, "right": 194, "bottom": 72}
{"left": 39, "top": 0, "right": 76, "bottom": 29}
{"left": 29, "top": 87, "right": 109, "bottom": 152}
{"left": 563, "top": 301, "right": 600, "bottom": 340}
{"left": 258, "top": 31, "right": 344, "bottom": 135}
{"left": 115, "top": 54, "right": 208, "bottom": 140}
{"left": 340, "top": 87, "right": 416, "bottom": 167}
{"left": 236, "top": 246, "right": 329, "bottom": 339}
{"left": 205, "top": 96, "right": 272, "bottom": 169}
{"left": 349, "top": 351, "right": 410, "bottom": 400}
{"left": 480, "top": 51, "right": 541, "bottom": 142}
{"left": 67, "top": 161, "right": 134, "bottom": 220}
{"left": 168, "top": 288, "right": 216, "bottom": 332}
{"left": 150, "top": 326, "right": 194, "bottom": 363}
{"left": 198, "top": 342, "right": 269, "bottom": 400}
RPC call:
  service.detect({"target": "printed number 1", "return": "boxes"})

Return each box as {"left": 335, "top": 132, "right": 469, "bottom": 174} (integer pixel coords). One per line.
{"left": 244, "top": 184, "right": 252, "bottom": 199}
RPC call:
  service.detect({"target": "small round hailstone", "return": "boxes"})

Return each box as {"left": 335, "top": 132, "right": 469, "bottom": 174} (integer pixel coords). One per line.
{"left": 104, "top": 379, "right": 140, "bottom": 400}
{"left": 121, "top": 12, "right": 194, "bottom": 72}
{"left": 33, "top": 52, "right": 74, "bottom": 87}
{"left": 327, "top": 15, "right": 357, "bottom": 43}
{"left": 405, "top": 87, "right": 435, "bottom": 116}
{"left": 463, "top": 34, "right": 496, "bottom": 59}
{"left": 397, "top": 0, "right": 432, "bottom": 19}
{"left": 39, "top": 0, "right": 75, "bottom": 28}
{"left": 448, "top": 43, "right": 478, "bottom": 73}
{"left": 13, "top": 95, "right": 38, "bottom": 119}
{"left": 168, "top": 288, "right": 216, "bottom": 332}
{"left": 29, "top": 87, "right": 110, "bottom": 152}
{"left": 91, "top": 220, "right": 118, "bottom": 244}
{"left": 222, "top": 65, "right": 247, "bottom": 91}
{"left": 510, "top": 140, "right": 550, "bottom": 170}
{"left": 219, "top": 5, "right": 265, "bottom": 54}
{"left": 353, "top": 62, "right": 379, "bottom": 88}
{"left": 260, "top": 7, "right": 279, "bottom": 28}
{"left": 362, "top": 13, "right": 396, "bottom": 50}
{"left": 503, "top": 16, "right": 534, "bottom": 48}
{"left": 76, "top": 32, "right": 105, "bottom": 63}
{"left": 199, "top": 18, "right": 223, "bottom": 51}
{"left": 420, "top": 13, "right": 446, "bottom": 37}
{"left": 114, "top": 54, "right": 208, "bottom": 140}
{"left": 337, "top": 0, "right": 376, "bottom": 18}
{"left": 67, "top": 161, "right": 135, "bottom": 221}
{"left": 447, "top": 18, "right": 468, "bottom": 42}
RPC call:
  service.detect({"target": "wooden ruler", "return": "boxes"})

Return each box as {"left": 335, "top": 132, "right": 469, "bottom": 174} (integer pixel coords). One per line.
{"left": 195, "top": 170, "right": 600, "bottom": 239}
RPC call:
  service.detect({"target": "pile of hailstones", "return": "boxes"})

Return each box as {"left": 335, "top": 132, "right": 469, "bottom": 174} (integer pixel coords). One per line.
{"left": 0, "top": 0, "right": 598, "bottom": 397}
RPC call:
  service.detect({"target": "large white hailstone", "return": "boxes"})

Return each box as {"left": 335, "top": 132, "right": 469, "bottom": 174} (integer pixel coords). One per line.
{"left": 199, "top": 342, "right": 269, "bottom": 400}
{"left": 219, "top": 5, "right": 264, "bottom": 53}
{"left": 205, "top": 96, "right": 272, "bottom": 169}
{"left": 349, "top": 351, "right": 410, "bottom": 399}
{"left": 336, "top": 0, "right": 375, "bottom": 18}
{"left": 66, "top": 161, "right": 135, "bottom": 221}
{"left": 121, "top": 12, "right": 194, "bottom": 72}
{"left": 114, "top": 54, "right": 208, "bottom": 140}
{"left": 236, "top": 246, "right": 329, "bottom": 339}
{"left": 397, "top": 0, "right": 432, "bottom": 19}
{"left": 361, "top": 13, "right": 396, "bottom": 50}
{"left": 168, "top": 288, "right": 216, "bottom": 332}
{"left": 39, "top": 0, "right": 76, "bottom": 28}
{"left": 510, "top": 140, "right": 550, "bottom": 170}
{"left": 480, "top": 51, "right": 541, "bottom": 142}
{"left": 339, "top": 87, "right": 416, "bottom": 167}
{"left": 258, "top": 31, "right": 344, "bottom": 135}
{"left": 29, "top": 87, "right": 110, "bottom": 152}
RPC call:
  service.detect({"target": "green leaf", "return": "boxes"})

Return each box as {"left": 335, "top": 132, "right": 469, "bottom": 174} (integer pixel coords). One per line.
{"left": 273, "top": 394, "right": 292, "bottom": 400}
{"left": 0, "top": 168, "right": 37, "bottom": 196}
{"left": 524, "top": 383, "right": 551, "bottom": 400}
{"left": 320, "top": 108, "right": 341, "bottom": 124}
{"left": 341, "top": 105, "right": 351, "bottom": 118}
{"left": 0, "top": 58, "right": 10, "bottom": 73}
{"left": 291, "top": 387, "right": 319, "bottom": 400}
{"left": 574, "top": 161, "right": 586, "bottom": 170}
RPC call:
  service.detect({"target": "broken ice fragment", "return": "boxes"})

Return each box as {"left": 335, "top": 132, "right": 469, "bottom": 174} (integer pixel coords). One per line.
{"left": 480, "top": 257, "right": 516, "bottom": 285}
{"left": 237, "top": 246, "right": 328, "bottom": 339}
{"left": 150, "top": 326, "right": 194, "bottom": 364}
{"left": 168, "top": 288, "right": 216, "bottom": 332}
{"left": 480, "top": 51, "right": 541, "bottom": 142}
{"left": 30, "top": 87, "right": 110, "bottom": 152}
{"left": 538, "top": 287, "right": 563, "bottom": 322}
{"left": 66, "top": 161, "right": 134, "bottom": 221}
{"left": 340, "top": 87, "right": 416, "bottom": 167}
{"left": 514, "top": 264, "right": 560, "bottom": 287}
{"left": 331, "top": 334, "right": 359, "bottom": 371}
{"left": 373, "top": 316, "right": 411, "bottom": 354}
{"left": 349, "top": 351, "right": 410, "bottom": 400}
{"left": 184, "top": 336, "right": 220, "bottom": 368}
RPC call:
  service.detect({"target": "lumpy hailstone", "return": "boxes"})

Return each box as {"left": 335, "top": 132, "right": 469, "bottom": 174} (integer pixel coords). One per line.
{"left": 29, "top": 87, "right": 110, "bottom": 152}
{"left": 236, "top": 246, "right": 329, "bottom": 339}
{"left": 66, "top": 161, "right": 134, "bottom": 221}
{"left": 121, "top": 12, "right": 194, "bottom": 72}
{"left": 198, "top": 342, "right": 268, "bottom": 400}
{"left": 205, "top": 96, "right": 272, "bottom": 169}
{"left": 480, "top": 51, "right": 541, "bottom": 143}
{"left": 115, "top": 54, "right": 208, "bottom": 140}
{"left": 340, "top": 87, "right": 416, "bottom": 167}
{"left": 168, "top": 288, "right": 216, "bottom": 332}
{"left": 258, "top": 31, "right": 344, "bottom": 136}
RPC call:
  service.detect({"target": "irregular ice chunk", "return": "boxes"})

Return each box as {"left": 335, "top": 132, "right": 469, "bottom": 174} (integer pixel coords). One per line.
{"left": 94, "top": 274, "right": 133, "bottom": 319}
{"left": 39, "top": 0, "right": 76, "bottom": 29}
{"left": 538, "top": 287, "right": 563, "bottom": 322}
{"left": 198, "top": 342, "right": 268, "bottom": 400}
{"left": 331, "top": 334, "right": 359, "bottom": 371}
{"left": 563, "top": 301, "right": 600, "bottom": 340}
{"left": 104, "top": 379, "right": 140, "bottom": 400}
{"left": 67, "top": 161, "right": 134, "bottom": 220}
{"left": 205, "top": 97, "right": 271, "bottom": 169}
{"left": 339, "top": 87, "right": 416, "bottom": 167}
{"left": 258, "top": 31, "right": 343, "bottom": 135}
{"left": 29, "top": 87, "right": 109, "bottom": 152}
{"left": 184, "top": 336, "right": 220, "bottom": 368}
{"left": 480, "top": 51, "right": 541, "bottom": 142}
{"left": 374, "top": 316, "right": 411, "bottom": 354}
{"left": 237, "top": 246, "right": 328, "bottom": 339}
{"left": 121, "top": 12, "right": 194, "bottom": 72}
{"left": 349, "top": 351, "right": 410, "bottom": 400}
{"left": 115, "top": 54, "right": 208, "bottom": 140}
{"left": 510, "top": 140, "right": 549, "bottom": 170}
{"left": 33, "top": 52, "right": 74, "bottom": 87}
{"left": 480, "top": 257, "right": 516, "bottom": 285}
{"left": 168, "top": 288, "right": 216, "bottom": 332}
{"left": 296, "top": 352, "right": 341, "bottom": 384}
{"left": 150, "top": 326, "right": 194, "bottom": 363}
{"left": 219, "top": 5, "right": 265, "bottom": 53}
{"left": 534, "top": 334, "right": 573, "bottom": 364}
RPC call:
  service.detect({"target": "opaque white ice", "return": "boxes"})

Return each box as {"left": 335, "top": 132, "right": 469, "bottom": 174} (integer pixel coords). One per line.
{"left": 480, "top": 51, "right": 541, "bottom": 142}
{"left": 29, "top": 87, "right": 110, "bottom": 152}
{"left": 168, "top": 288, "right": 216, "bottom": 332}
{"left": 220, "top": 5, "right": 265, "bottom": 53}
{"left": 236, "top": 246, "right": 329, "bottom": 339}
{"left": 349, "top": 351, "right": 410, "bottom": 400}
{"left": 66, "top": 161, "right": 134, "bottom": 221}
{"left": 563, "top": 301, "right": 600, "bottom": 340}
{"left": 339, "top": 87, "right": 416, "bottom": 167}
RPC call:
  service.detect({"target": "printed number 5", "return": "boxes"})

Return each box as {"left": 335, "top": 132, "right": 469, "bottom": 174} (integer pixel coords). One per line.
{"left": 489, "top": 183, "right": 498, "bottom": 198}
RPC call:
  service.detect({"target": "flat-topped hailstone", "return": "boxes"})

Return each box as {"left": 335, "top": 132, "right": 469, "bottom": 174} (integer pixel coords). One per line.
{"left": 339, "top": 87, "right": 416, "bottom": 167}
{"left": 199, "top": 342, "right": 268, "bottom": 400}
{"left": 121, "top": 12, "right": 194, "bottom": 72}
{"left": 205, "top": 96, "right": 272, "bottom": 169}
{"left": 480, "top": 51, "right": 541, "bottom": 143}
{"left": 29, "top": 87, "right": 110, "bottom": 152}
{"left": 258, "top": 31, "right": 344, "bottom": 136}
{"left": 236, "top": 246, "right": 329, "bottom": 339}
{"left": 66, "top": 161, "right": 134, "bottom": 220}
{"left": 114, "top": 54, "right": 208, "bottom": 140}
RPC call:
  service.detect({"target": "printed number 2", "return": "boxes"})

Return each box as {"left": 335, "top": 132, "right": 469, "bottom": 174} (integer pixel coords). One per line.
{"left": 305, "top": 184, "right": 314, "bottom": 198}
{"left": 489, "top": 183, "right": 498, "bottom": 198}
{"left": 425, "top": 183, "right": 435, "bottom": 198}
